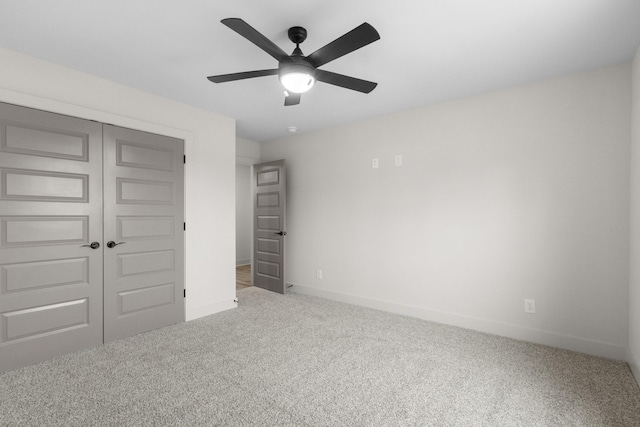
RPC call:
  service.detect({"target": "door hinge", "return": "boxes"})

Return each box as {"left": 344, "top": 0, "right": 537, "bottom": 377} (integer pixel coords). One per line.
{"left": 183, "top": 155, "right": 186, "bottom": 164}
{"left": 184, "top": 289, "right": 186, "bottom": 298}
{"left": 183, "top": 222, "right": 186, "bottom": 231}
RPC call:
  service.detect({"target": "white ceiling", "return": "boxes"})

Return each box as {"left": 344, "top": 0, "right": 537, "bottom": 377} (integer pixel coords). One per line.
{"left": 1, "top": 0, "right": 639, "bottom": 142}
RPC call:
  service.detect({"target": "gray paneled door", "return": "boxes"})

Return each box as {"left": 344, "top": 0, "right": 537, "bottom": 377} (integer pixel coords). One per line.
{"left": 103, "top": 125, "right": 184, "bottom": 342}
{"left": 0, "top": 103, "right": 104, "bottom": 372}
{"left": 253, "top": 160, "right": 286, "bottom": 294}
{"left": 0, "top": 103, "right": 184, "bottom": 372}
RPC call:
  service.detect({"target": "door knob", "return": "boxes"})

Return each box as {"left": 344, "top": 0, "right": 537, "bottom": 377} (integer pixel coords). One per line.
{"left": 106, "top": 241, "right": 126, "bottom": 248}
{"left": 275, "top": 231, "right": 287, "bottom": 236}
{"left": 81, "top": 242, "right": 100, "bottom": 249}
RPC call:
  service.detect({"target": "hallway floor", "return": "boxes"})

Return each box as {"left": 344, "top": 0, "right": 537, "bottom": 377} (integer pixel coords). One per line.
{"left": 236, "top": 264, "right": 252, "bottom": 290}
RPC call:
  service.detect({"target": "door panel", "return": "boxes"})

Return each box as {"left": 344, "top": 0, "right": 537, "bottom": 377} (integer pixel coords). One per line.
{"left": 253, "top": 160, "right": 286, "bottom": 294}
{"left": 4, "top": 298, "right": 90, "bottom": 341}
{"left": 118, "top": 250, "right": 175, "bottom": 277}
{"left": 2, "top": 257, "right": 88, "bottom": 293}
{"left": 3, "top": 216, "right": 88, "bottom": 245}
{"left": 117, "top": 178, "right": 174, "bottom": 204}
{"left": 2, "top": 168, "right": 88, "bottom": 201}
{"left": 118, "top": 216, "right": 175, "bottom": 240}
{"left": 103, "top": 125, "right": 184, "bottom": 343}
{"left": 3, "top": 121, "right": 89, "bottom": 160}
{"left": 0, "top": 102, "right": 103, "bottom": 373}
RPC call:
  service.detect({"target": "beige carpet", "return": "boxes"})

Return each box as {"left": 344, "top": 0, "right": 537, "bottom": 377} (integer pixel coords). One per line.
{"left": 1, "top": 286, "right": 639, "bottom": 426}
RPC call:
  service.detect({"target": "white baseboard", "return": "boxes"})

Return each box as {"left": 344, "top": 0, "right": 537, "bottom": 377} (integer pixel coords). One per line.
{"left": 236, "top": 259, "right": 251, "bottom": 266}
{"left": 629, "top": 348, "right": 640, "bottom": 386}
{"left": 289, "top": 284, "right": 627, "bottom": 361}
{"left": 186, "top": 298, "right": 237, "bottom": 321}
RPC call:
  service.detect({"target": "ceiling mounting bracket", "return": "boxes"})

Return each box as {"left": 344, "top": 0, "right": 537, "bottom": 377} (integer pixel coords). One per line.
{"left": 288, "top": 26, "right": 307, "bottom": 45}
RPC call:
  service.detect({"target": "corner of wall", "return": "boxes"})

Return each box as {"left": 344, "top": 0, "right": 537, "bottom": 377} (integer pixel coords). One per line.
{"left": 629, "top": 348, "right": 640, "bottom": 386}
{"left": 629, "top": 42, "right": 640, "bottom": 386}
{"left": 237, "top": 137, "right": 261, "bottom": 165}
{"left": 186, "top": 298, "right": 238, "bottom": 322}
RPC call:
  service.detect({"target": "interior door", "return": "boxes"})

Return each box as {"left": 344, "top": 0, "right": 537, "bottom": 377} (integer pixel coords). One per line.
{"left": 253, "top": 160, "right": 286, "bottom": 294}
{"left": 102, "top": 125, "right": 185, "bottom": 342}
{"left": 0, "top": 102, "right": 103, "bottom": 372}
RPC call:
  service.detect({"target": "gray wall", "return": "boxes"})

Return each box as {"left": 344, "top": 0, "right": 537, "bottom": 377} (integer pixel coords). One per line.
{"left": 236, "top": 164, "right": 252, "bottom": 265}
{"left": 629, "top": 45, "right": 640, "bottom": 380}
{"left": 262, "top": 63, "right": 632, "bottom": 360}
{"left": 236, "top": 138, "right": 262, "bottom": 266}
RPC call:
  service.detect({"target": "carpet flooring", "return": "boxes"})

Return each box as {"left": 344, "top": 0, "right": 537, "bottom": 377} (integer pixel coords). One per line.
{"left": 1, "top": 287, "right": 639, "bottom": 426}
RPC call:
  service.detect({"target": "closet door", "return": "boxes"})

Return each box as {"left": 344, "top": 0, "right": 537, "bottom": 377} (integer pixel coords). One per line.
{"left": 102, "top": 125, "right": 184, "bottom": 342}
{"left": 0, "top": 103, "right": 103, "bottom": 373}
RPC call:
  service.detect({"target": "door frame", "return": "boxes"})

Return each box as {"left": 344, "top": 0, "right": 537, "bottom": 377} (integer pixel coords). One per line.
{"left": 236, "top": 155, "right": 262, "bottom": 288}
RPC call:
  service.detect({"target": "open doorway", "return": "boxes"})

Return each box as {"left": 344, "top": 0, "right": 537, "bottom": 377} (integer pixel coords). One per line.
{"left": 236, "top": 138, "right": 262, "bottom": 291}
{"left": 236, "top": 163, "right": 253, "bottom": 290}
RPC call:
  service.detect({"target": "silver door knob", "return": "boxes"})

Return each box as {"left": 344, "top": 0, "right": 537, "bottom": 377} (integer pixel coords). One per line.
{"left": 106, "top": 241, "right": 126, "bottom": 248}
{"left": 82, "top": 242, "right": 100, "bottom": 249}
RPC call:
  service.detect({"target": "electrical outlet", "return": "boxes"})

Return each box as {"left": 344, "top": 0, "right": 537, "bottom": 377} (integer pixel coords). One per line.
{"left": 395, "top": 154, "right": 403, "bottom": 166}
{"left": 524, "top": 299, "right": 536, "bottom": 314}
{"left": 316, "top": 269, "right": 323, "bottom": 280}
{"left": 372, "top": 158, "right": 379, "bottom": 169}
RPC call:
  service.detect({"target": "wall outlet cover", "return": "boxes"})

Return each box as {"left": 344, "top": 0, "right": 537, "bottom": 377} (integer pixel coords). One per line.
{"left": 524, "top": 299, "right": 536, "bottom": 314}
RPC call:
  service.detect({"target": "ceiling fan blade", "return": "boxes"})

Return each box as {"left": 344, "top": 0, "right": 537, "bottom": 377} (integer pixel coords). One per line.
{"left": 284, "top": 92, "right": 301, "bottom": 106}
{"left": 306, "top": 23, "right": 380, "bottom": 68}
{"left": 207, "top": 69, "right": 279, "bottom": 83}
{"left": 222, "top": 18, "right": 292, "bottom": 63}
{"left": 316, "top": 70, "right": 377, "bottom": 93}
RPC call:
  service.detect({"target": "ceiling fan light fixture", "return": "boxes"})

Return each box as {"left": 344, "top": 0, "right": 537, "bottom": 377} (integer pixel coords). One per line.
{"left": 279, "top": 63, "right": 316, "bottom": 94}
{"left": 208, "top": 19, "right": 380, "bottom": 106}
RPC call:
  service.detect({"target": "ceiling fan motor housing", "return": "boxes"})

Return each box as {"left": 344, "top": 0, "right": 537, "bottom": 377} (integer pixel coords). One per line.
{"left": 279, "top": 26, "right": 316, "bottom": 93}
{"left": 288, "top": 26, "right": 307, "bottom": 45}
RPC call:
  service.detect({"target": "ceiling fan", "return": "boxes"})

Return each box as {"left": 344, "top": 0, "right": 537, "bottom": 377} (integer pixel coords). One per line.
{"left": 207, "top": 18, "right": 380, "bottom": 106}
